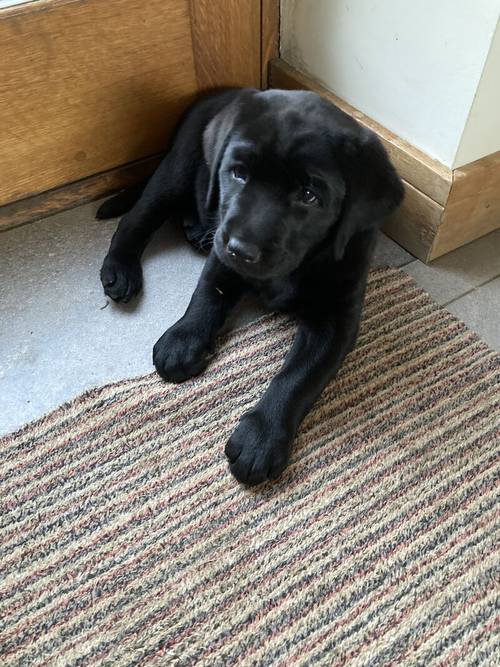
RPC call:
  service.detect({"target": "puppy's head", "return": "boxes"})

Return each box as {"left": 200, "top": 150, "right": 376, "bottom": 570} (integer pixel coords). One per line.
{"left": 204, "top": 90, "right": 403, "bottom": 280}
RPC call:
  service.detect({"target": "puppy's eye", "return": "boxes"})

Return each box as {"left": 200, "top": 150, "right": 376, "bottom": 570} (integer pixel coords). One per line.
{"left": 232, "top": 166, "right": 248, "bottom": 183}
{"left": 299, "top": 188, "right": 320, "bottom": 206}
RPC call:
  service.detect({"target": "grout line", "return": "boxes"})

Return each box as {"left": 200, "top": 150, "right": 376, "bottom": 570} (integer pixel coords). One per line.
{"left": 443, "top": 273, "right": 500, "bottom": 307}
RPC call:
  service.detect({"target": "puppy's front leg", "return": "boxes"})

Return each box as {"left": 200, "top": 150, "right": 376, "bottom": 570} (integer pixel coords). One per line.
{"left": 226, "top": 306, "right": 362, "bottom": 485}
{"left": 153, "top": 251, "right": 244, "bottom": 382}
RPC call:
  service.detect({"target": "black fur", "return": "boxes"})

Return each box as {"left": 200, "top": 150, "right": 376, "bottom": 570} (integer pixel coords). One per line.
{"left": 99, "top": 88, "right": 404, "bottom": 485}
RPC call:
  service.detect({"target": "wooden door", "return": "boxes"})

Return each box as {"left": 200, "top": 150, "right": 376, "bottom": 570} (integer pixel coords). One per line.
{"left": 0, "top": 0, "right": 278, "bottom": 226}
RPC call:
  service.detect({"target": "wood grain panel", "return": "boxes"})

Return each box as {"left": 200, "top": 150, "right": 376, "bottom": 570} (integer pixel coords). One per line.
{"left": 0, "top": 0, "right": 265, "bottom": 224}
{"left": 269, "top": 59, "right": 452, "bottom": 206}
{"left": 189, "top": 0, "right": 261, "bottom": 91}
{"left": 430, "top": 150, "right": 500, "bottom": 260}
{"left": 261, "top": 0, "right": 280, "bottom": 87}
{"left": 0, "top": 155, "right": 161, "bottom": 231}
{"left": 0, "top": 0, "right": 198, "bottom": 206}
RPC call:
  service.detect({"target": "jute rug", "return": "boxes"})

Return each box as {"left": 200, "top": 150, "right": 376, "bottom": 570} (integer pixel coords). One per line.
{"left": 1, "top": 268, "right": 499, "bottom": 666}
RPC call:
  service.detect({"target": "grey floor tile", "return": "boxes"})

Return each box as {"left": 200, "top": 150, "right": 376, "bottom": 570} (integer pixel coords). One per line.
{"left": 371, "top": 233, "right": 415, "bottom": 268}
{"left": 446, "top": 277, "right": 500, "bottom": 352}
{"left": 0, "top": 201, "right": 206, "bottom": 434}
{"left": 403, "top": 229, "right": 500, "bottom": 305}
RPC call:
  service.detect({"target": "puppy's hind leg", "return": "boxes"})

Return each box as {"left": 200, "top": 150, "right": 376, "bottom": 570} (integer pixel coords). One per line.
{"left": 95, "top": 184, "right": 146, "bottom": 221}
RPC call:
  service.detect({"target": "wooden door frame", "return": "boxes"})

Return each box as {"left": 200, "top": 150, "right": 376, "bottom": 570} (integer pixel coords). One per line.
{"left": 0, "top": 0, "right": 279, "bottom": 231}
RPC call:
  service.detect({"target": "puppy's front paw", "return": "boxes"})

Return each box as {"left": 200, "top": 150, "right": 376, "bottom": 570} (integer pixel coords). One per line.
{"left": 153, "top": 325, "right": 211, "bottom": 383}
{"left": 100, "top": 253, "right": 142, "bottom": 303}
{"left": 225, "top": 410, "right": 291, "bottom": 486}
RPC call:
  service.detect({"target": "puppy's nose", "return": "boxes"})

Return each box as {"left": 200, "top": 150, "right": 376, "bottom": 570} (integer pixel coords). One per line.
{"left": 226, "top": 237, "right": 262, "bottom": 264}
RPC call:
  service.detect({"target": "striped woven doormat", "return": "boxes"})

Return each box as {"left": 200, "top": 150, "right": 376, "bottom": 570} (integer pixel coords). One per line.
{"left": 1, "top": 268, "right": 499, "bottom": 666}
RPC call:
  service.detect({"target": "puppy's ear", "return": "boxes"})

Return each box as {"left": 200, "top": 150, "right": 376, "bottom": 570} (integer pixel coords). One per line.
{"left": 332, "top": 128, "right": 404, "bottom": 261}
{"left": 203, "top": 100, "right": 241, "bottom": 213}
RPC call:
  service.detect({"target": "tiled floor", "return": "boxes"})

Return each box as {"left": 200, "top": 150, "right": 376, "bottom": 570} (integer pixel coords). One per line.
{"left": 1, "top": 200, "right": 499, "bottom": 435}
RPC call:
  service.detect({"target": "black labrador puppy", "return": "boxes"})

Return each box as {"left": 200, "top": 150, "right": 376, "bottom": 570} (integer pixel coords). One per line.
{"left": 98, "top": 88, "right": 404, "bottom": 486}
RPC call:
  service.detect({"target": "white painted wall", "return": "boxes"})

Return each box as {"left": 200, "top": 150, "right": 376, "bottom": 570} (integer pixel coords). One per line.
{"left": 281, "top": 0, "right": 500, "bottom": 168}
{"left": 0, "top": 1, "right": 32, "bottom": 7}
{"left": 454, "top": 19, "right": 500, "bottom": 167}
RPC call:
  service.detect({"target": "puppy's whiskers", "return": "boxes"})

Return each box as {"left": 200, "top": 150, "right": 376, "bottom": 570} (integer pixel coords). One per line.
{"left": 198, "top": 227, "right": 217, "bottom": 250}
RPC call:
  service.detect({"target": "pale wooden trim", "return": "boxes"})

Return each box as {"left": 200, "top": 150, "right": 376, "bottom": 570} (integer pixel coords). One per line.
{"left": 384, "top": 184, "right": 443, "bottom": 262}
{"left": 269, "top": 59, "right": 452, "bottom": 206}
{"left": 0, "top": 155, "right": 160, "bottom": 232}
{"left": 430, "top": 150, "right": 500, "bottom": 259}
